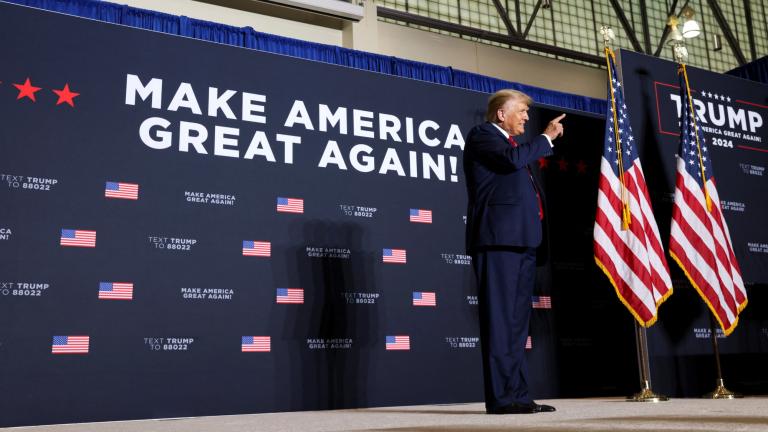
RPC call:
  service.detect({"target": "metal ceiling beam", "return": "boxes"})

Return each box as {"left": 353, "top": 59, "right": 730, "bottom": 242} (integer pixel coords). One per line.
{"left": 491, "top": 0, "right": 519, "bottom": 37}
{"left": 523, "top": 0, "right": 543, "bottom": 39}
{"left": 377, "top": 7, "right": 604, "bottom": 65}
{"left": 706, "top": 0, "right": 747, "bottom": 65}
{"left": 382, "top": 0, "right": 753, "bottom": 70}
{"left": 638, "top": 0, "right": 652, "bottom": 53}
{"left": 743, "top": 0, "right": 757, "bottom": 61}
{"left": 608, "top": 0, "right": 645, "bottom": 53}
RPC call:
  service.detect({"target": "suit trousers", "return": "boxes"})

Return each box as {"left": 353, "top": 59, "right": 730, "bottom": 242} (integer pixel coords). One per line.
{"left": 472, "top": 247, "right": 536, "bottom": 410}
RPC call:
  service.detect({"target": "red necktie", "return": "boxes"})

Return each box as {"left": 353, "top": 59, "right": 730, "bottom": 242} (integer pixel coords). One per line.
{"left": 509, "top": 136, "right": 544, "bottom": 220}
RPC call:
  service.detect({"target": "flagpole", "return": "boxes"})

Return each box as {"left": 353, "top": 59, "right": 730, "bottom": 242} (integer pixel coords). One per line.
{"left": 598, "top": 26, "right": 668, "bottom": 402}
{"left": 702, "top": 314, "right": 742, "bottom": 399}
{"left": 628, "top": 321, "right": 668, "bottom": 402}
{"left": 673, "top": 49, "right": 743, "bottom": 400}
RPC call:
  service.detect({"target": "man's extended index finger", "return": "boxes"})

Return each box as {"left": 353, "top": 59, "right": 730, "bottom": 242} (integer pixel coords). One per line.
{"left": 552, "top": 113, "right": 566, "bottom": 123}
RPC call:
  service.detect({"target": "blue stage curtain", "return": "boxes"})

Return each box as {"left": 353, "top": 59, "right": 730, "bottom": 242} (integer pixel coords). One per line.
{"left": 392, "top": 58, "right": 454, "bottom": 85}
{"left": 183, "top": 18, "right": 248, "bottom": 47}
{"left": 245, "top": 28, "right": 342, "bottom": 64}
{"left": 341, "top": 50, "right": 395, "bottom": 74}
{"left": 9, "top": 0, "right": 122, "bottom": 20}
{"left": 727, "top": 56, "right": 768, "bottom": 84}
{"left": 126, "top": 8, "right": 180, "bottom": 33}
{"left": 7, "top": 0, "right": 606, "bottom": 115}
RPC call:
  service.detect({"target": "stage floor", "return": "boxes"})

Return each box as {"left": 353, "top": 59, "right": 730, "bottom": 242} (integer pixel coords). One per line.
{"left": 9, "top": 397, "right": 768, "bottom": 431}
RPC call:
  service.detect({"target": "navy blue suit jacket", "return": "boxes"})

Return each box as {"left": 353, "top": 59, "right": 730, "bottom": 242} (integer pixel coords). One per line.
{"left": 464, "top": 122, "right": 553, "bottom": 254}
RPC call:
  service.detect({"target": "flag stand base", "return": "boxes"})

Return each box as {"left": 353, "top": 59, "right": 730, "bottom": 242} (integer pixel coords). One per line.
{"left": 629, "top": 324, "right": 668, "bottom": 402}
{"left": 703, "top": 379, "right": 742, "bottom": 399}
{"left": 628, "top": 380, "right": 669, "bottom": 402}
{"left": 703, "top": 316, "right": 742, "bottom": 399}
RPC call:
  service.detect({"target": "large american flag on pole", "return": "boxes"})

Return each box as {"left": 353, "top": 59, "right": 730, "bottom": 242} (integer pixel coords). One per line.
{"left": 593, "top": 48, "right": 672, "bottom": 326}
{"left": 669, "top": 64, "right": 748, "bottom": 336}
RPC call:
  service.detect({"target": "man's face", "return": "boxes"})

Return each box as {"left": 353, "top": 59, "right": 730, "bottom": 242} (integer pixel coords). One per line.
{"left": 497, "top": 98, "right": 529, "bottom": 136}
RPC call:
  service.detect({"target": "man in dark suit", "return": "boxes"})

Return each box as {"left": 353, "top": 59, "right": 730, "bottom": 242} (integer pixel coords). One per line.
{"left": 464, "top": 89, "right": 565, "bottom": 414}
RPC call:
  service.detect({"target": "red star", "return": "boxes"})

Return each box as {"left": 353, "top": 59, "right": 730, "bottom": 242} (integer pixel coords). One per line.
{"left": 13, "top": 78, "right": 42, "bottom": 102}
{"left": 538, "top": 157, "right": 550, "bottom": 169}
{"left": 557, "top": 158, "right": 569, "bottom": 171}
{"left": 576, "top": 160, "right": 587, "bottom": 174}
{"left": 52, "top": 84, "right": 80, "bottom": 107}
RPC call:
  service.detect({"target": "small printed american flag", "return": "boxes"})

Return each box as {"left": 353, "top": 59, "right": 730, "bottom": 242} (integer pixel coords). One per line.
{"left": 60, "top": 229, "right": 96, "bottom": 248}
{"left": 525, "top": 336, "right": 532, "bottom": 350}
{"left": 276, "top": 288, "right": 304, "bottom": 304}
{"left": 276, "top": 197, "right": 304, "bottom": 214}
{"left": 52, "top": 336, "right": 90, "bottom": 354}
{"left": 386, "top": 335, "right": 410, "bottom": 350}
{"left": 412, "top": 291, "right": 436, "bottom": 306}
{"left": 98, "top": 282, "right": 134, "bottom": 300}
{"left": 243, "top": 240, "right": 271, "bottom": 257}
{"left": 532, "top": 295, "right": 551, "bottom": 309}
{"left": 409, "top": 208, "right": 432, "bottom": 224}
{"left": 242, "top": 336, "right": 271, "bottom": 352}
{"left": 104, "top": 182, "right": 139, "bottom": 200}
{"left": 382, "top": 248, "right": 406, "bottom": 264}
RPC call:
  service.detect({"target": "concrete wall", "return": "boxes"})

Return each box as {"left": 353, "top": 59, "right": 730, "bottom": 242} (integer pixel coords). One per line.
{"left": 119, "top": 0, "right": 605, "bottom": 99}
{"left": 120, "top": 0, "right": 344, "bottom": 45}
{"left": 375, "top": 21, "right": 605, "bottom": 98}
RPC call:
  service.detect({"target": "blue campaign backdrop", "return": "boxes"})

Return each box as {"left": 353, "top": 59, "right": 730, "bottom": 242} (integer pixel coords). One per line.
{"left": 1, "top": 2, "right": 767, "bottom": 428}
{"left": 0, "top": 2, "right": 609, "bottom": 426}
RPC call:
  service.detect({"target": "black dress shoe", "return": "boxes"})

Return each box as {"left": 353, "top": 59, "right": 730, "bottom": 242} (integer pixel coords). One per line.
{"left": 487, "top": 403, "right": 537, "bottom": 414}
{"left": 531, "top": 402, "right": 556, "bottom": 412}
